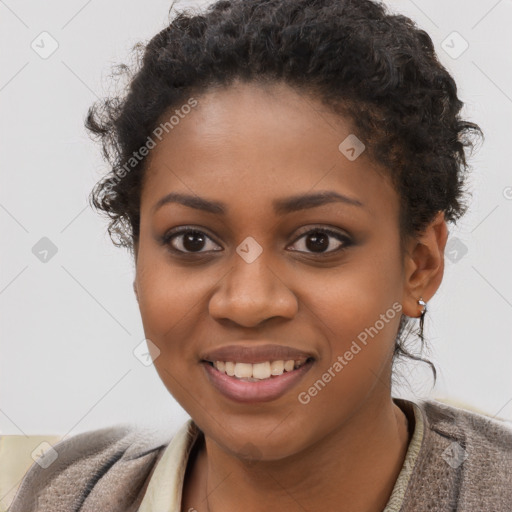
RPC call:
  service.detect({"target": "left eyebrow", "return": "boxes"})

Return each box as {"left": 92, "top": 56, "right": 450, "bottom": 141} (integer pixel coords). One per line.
{"left": 151, "top": 190, "right": 364, "bottom": 215}
{"left": 273, "top": 190, "right": 364, "bottom": 215}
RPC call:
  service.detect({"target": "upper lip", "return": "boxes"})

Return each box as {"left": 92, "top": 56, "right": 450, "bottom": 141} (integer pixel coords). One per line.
{"left": 201, "top": 344, "right": 315, "bottom": 364}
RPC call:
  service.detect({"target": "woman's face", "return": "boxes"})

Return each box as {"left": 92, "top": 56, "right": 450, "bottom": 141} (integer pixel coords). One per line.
{"left": 134, "top": 80, "right": 416, "bottom": 461}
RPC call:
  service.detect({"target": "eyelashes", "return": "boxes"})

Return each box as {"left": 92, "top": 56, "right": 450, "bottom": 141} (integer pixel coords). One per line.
{"left": 160, "top": 226, "right": 353, "bottom": 257}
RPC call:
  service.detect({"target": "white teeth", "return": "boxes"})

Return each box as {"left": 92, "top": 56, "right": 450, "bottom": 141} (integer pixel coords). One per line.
{"left": 225, "top": 361, "right": 235, "bottom": 376}
{"left": 234, "top": 362, "right": 253, "bottom": 378}
{"left": 270, "top": 360, "right": 284, "bottom": 375}
{"left": 212, "top": 358, "right": 309, "bottom": 380}
{"left": 252, "top": 362, "right": 271, "bottom": 379}
{"left": 284, "top": 360, "right": 295, "bottom": 372}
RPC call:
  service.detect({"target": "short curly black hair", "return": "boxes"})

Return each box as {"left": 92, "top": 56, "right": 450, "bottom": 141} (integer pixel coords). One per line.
{"left": 85, "top": 0, "right": 482, "bottom": 385}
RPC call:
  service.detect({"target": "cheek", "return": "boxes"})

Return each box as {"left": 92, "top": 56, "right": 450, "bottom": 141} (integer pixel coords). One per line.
{"left": 311, "top": 249, "right": 402, "bottom": 327}
{"left": 295, "top": 272, "right": 402, "bottom": 429}
{"left": 135, "top": 246, "right": 206, "bottom": 359}
{"left": 136, "top": 233, "right": 193, "bottom": 314}
{"left": 135, "top": 255, "right": 208, "bottom": 408}
{"left": 137, "top": 270, "right": 194, "bottom": 336}
{"left": 304, "top": 247, "right": 403, "bottom": 375}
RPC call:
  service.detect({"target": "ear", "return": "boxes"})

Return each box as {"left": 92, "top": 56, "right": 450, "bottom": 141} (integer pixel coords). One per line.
{"left": 402, "top": 211, "right": 448, "bottom": 318}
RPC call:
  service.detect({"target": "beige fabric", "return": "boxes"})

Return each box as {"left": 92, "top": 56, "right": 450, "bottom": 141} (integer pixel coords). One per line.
{"left": 383, "top": 400, "right": 425, "bottom": 511}
{"left": 137, "top": 420, "right": 200, "bottom": 512}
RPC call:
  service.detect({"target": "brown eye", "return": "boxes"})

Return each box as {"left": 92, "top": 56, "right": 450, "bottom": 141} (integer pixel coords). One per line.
{"left": 162, "top": 228, "right": 222, "bottom": 254}
{"left": 288, "top": 228, "right": 352, "bottom": 255}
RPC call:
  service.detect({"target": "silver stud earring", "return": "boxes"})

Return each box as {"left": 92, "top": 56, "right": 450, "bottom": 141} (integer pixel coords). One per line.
{"left": 418, "top": 297, "right": 427, "bottom": 317}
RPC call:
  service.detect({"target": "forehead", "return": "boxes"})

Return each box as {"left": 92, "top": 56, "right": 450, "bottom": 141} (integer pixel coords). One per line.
{"left": 140, "top": 81, "right": 398, "bottom": 220}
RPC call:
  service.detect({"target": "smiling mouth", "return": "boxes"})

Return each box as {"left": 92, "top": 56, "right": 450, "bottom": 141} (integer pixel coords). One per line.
{"left": 202, "top": 357, "right": 315, "bottom": 382}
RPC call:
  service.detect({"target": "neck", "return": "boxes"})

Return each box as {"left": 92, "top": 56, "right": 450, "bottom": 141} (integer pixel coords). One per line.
{"left": 190, "top": 396, "right": 411, "bottom": 512}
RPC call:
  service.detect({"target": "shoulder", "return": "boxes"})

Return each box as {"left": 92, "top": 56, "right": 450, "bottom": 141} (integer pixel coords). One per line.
{"left": 8, "top": 423, "right": 175, "bottom": 512}
{"left": 421, "top": 398, "right": 512, "bottom": 456}
{"left": 412, "top": 398, "right": 512, "bottom": 509}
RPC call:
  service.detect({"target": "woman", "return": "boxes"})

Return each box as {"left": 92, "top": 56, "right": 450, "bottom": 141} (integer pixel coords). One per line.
{"left": 9, "top": 0, "right": 512, "bottom": 510}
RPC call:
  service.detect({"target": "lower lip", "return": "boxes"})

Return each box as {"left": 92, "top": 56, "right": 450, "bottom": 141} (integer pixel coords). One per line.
{"left": 202, "top": 360, "right": 314, "bottom": 403}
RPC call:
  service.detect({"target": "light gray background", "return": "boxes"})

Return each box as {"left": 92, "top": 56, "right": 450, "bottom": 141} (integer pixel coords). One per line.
{"left": 1, "top": 0, "right": 511, "bottom": 436}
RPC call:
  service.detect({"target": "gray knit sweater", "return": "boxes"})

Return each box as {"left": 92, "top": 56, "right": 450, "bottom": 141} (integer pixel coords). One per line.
{"left": 8, "top": 399, "right": 512, "bottom": 511}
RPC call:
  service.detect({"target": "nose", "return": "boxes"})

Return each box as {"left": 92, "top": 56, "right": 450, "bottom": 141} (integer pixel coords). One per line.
{"left": 208, "top": 252, "right": 298, "bottom": 328}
